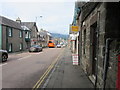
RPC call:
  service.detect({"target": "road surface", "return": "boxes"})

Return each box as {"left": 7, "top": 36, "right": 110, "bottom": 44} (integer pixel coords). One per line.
{"left": 2, "top": 48, "right": 63, "bottom": 88}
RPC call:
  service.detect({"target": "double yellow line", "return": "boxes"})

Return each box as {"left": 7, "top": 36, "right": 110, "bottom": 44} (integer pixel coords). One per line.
{"left": 32, "top": 48, "right": 64, "bottom": 90}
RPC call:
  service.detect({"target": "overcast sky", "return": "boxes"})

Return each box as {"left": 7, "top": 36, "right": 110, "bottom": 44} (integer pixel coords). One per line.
{"left": 0, "top": 0, "right": 78, "bottom": 35}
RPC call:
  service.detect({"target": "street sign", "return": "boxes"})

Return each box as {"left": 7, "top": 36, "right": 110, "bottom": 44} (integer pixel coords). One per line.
{"left": 71, "top": 26, "right": 79, "bottom": 32}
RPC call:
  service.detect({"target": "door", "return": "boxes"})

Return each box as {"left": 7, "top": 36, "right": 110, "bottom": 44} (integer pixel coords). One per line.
{"left": 90, "top": 22, "right": 97, "bottom": 76}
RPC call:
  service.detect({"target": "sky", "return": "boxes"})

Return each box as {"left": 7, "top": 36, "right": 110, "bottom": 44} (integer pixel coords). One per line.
{"left": 0, "top": 0, "right": 78, "bottom": 35}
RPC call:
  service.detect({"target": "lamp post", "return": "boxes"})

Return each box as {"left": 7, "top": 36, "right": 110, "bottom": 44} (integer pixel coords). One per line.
{"left": 35, "top": 16, "right": 42, "bottom": 45}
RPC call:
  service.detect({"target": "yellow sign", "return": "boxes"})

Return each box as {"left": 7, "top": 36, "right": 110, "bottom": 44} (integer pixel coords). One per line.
{"left": 71, "top": 26, "right": 79, "bottom": 32}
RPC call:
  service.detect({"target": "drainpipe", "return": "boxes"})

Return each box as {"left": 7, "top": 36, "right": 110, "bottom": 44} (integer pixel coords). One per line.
{"left": 102, "top": 38, "right": 112, "bottom": 90}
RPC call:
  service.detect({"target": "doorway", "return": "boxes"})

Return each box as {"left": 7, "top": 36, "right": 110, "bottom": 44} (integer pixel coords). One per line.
{"left": 90, "top": 22, "right": 97, "bottom": 76}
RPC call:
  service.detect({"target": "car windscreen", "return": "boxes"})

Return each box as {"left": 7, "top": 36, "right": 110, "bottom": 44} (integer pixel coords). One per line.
{"left": 49, "top": 41, "right": 52, "bottom": 43}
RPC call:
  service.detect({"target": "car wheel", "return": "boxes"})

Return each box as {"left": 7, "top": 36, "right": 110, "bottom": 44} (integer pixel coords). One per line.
{"left": 2, "top": 54, "right": 8, "bottom": 62}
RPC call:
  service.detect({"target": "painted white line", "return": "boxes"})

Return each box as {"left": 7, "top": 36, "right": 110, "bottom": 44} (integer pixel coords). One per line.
{"left": 0, "top": 63, "right": 8, "bottom": 67}
{"left": 17, "top": 55, "right": 31, "bottom": 61}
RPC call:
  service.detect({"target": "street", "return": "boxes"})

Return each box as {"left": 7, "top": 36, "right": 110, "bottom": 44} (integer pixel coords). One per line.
{"left": 1, "top": 1, "right": 119, "bottom": 89}
{"left": 2, "top": 48, "right": 64, "bottom": 88}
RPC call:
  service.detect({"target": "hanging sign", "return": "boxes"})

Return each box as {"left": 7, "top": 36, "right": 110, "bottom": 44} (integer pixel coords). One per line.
{"left": 71, "top": 26, "right": 79, "bottom": 32}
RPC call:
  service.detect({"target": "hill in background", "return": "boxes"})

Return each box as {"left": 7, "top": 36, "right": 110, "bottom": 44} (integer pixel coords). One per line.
{"left": 50, "top": 33, "right": 69, "bottom": 40}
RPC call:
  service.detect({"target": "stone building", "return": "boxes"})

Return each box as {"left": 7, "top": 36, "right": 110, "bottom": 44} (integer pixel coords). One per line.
{"left": 38, "top": 29, "right": 52, "bottom": 48}
{"left": 0, "top": 16, "right": 31, "bottom": 52}
{"left": 21, "top": 22, "right": 39, "bottom": 46}
{"left": 76, "top": 2, "right": 120, "bottom": 88}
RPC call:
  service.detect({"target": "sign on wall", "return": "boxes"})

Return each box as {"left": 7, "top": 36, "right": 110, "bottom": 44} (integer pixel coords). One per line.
{"left": 71, "top": 26, "right": 79, "bottom": 32}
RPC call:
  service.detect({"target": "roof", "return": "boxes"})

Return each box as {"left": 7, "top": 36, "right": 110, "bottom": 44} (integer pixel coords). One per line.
{"left": 81, "top": 2, "right": 99, "bottom": 22}
{"left": 72, "top": 2, "right": 86, "bottom": 25}
{"left": 21, "top": 25, "right": 31, "bottom": 31}
{"left": 0, "top": 16, "right": 23, "bottom": 30}
{"left": 21, "top": 22, "right": 38, "bottom": 32}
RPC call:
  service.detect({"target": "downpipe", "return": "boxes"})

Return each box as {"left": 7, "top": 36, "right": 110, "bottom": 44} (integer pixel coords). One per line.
{"left": 102, "top": 38, "right": 112, "bottom": 90}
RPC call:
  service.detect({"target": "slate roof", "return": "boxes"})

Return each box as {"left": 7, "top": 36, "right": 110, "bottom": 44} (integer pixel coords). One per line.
{"left": 21, "top": 22, "right": 38, "bottom": 32}
{"left": 0, "top": 16, "right": 23, "bottom": 30}
{"left": 81, "top": 2, "right": 99, "bottom": 22}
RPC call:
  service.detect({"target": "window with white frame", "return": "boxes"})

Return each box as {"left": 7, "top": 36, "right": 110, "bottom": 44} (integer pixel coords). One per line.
{"left": 8, "top": 27, "right": 12, "bottom": 37}
{"left": 25, "top": 31, "right": 29, "bottom": 38}
{"left": 19, "top": 30, "right": 22, "bottom": 38}
{"left": 19, "top": 43, "right": 22, "bottom": 50}
{"left": 9, "top": 43, "right": 12, "bottom": 52}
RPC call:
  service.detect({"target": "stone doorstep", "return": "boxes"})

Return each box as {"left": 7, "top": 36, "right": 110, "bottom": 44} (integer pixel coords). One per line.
{"left": 89, "top": 75, "right": 96, "bottom": 85}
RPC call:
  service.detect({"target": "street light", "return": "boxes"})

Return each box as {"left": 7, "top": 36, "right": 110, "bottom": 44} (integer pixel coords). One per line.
{"left": 35, "top": 16, "right": 43, "bottom": 31}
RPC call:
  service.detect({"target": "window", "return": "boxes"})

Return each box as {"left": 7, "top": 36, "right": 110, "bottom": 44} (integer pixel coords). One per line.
{"left": 25, "top": 31, "right": 30, "bottom": 38}
{"left": 29, "top": 32, "right": 31, "bottom": 38}
{"left": 8, "top": 27, "right": 12, "bottom": 37}
{"left": 19, "top": 43, "right": 23, "bottom": 50}
{"left": 8, "top": 43, "right": 12, "bottom": 52}
{"left": 19, "top": 30, "right": 22, "bottom": 38}
{"left": 83, "top": 29, "right": 86, "bottom": 54}
{"left": 25, "top": 31, "right": 29, "bottom": 38}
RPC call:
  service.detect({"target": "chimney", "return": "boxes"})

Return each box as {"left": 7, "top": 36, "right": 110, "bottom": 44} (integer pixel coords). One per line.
{"left": 16, "top": 17, "right": 21, "bottom": 24}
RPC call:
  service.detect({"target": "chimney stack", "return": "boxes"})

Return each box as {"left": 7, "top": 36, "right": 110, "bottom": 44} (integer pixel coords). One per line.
{"left": 16, "top": 17, "right": 21, "bottom": 24}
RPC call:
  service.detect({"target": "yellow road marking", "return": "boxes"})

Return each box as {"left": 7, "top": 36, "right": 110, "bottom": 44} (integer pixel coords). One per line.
{"left": 32, "top": 62, "right": 54, "bottom": 89}
{"left": 32, "top": 48, "right": 65, "bottom": 89}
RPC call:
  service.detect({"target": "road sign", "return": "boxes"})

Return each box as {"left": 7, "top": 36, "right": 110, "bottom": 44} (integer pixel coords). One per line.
{"left": 72, "top": 54, "right": 78, "bottom": 65}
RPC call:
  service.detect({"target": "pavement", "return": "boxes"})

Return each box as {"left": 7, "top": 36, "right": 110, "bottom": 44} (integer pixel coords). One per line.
{"left": 42, "top": 47, "right": 94, "bottom": 88}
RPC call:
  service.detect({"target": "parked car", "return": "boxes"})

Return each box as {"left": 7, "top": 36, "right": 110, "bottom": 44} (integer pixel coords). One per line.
{"left": 0, "top": 50, "right": 8, "bottom": 62}
{"left": 29, "top": 45, "right": 42, "bottom": 52}
{"left": 56, "top": 44, "right": 61, "bottom": 48}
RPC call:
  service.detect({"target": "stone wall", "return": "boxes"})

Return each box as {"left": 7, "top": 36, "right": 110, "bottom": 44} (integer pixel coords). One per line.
{"left": 105, "top": 40, "right": 120, "bottom": 88}
{"left": 2, "top": 25, "right": 28, "bottom": 52}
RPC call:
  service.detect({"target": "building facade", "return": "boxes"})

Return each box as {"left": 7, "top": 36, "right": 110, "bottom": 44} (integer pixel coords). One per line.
{"left": 21, "top": 22, "right": 39, "bottom": 46}
{"left": 71, "top": 2, "right": 120, "bottom": 88}
{"left": 39, "top": 29, "right": 52, "bottom": 48}
{"left": 0, "top": 16, "right": 31, "bottom": 53}
{"left": 76, "top": 2, "right": 120, "bottom": 88}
